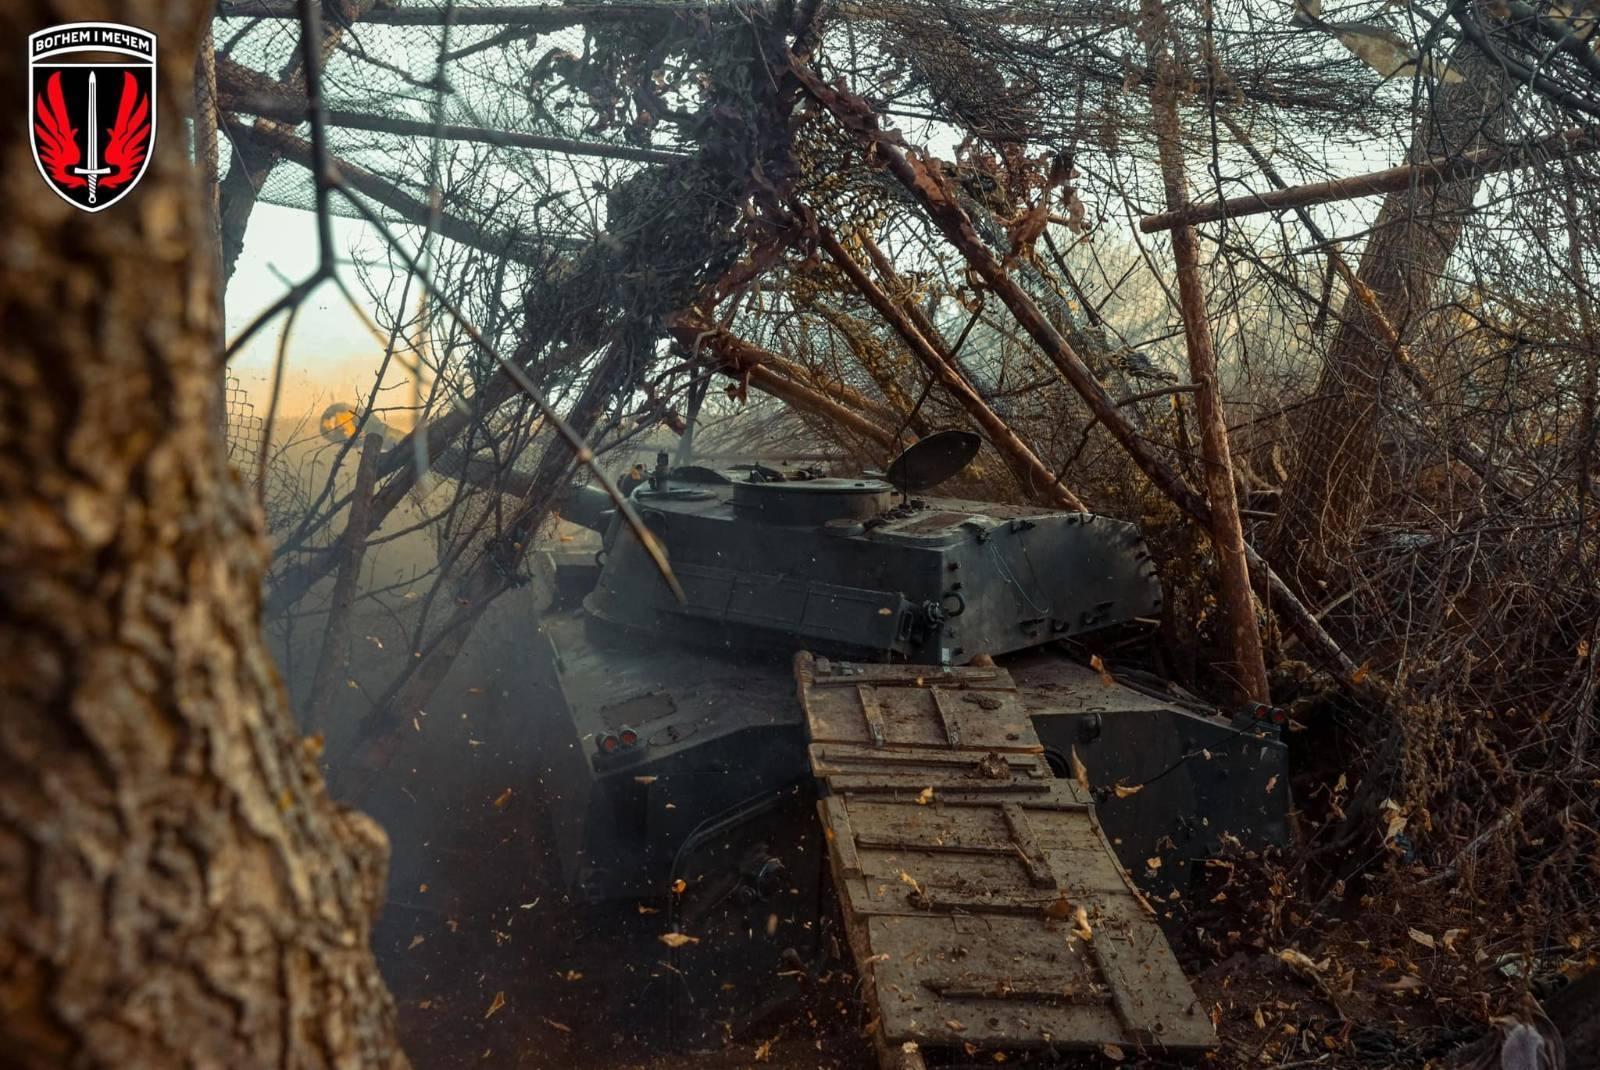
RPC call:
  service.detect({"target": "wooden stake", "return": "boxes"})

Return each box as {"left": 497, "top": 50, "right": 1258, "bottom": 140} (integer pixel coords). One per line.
{"left": 1147, "top": 8, "right": 1269, "bottom": 704}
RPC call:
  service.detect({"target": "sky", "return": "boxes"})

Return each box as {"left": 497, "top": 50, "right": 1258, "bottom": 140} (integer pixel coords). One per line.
{"left": 225, "top": 203, "right": 401, "bottom": 422}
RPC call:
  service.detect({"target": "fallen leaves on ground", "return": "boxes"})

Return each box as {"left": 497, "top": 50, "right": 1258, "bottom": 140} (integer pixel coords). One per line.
{"left": 659, "top": 932, "right": 700, "bottom": 948}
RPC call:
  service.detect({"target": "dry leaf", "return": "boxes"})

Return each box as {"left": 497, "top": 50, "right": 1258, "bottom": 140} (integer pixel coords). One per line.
{"left": 671, "top": 879, "right": 687, "bottom": 894}
{"left": 1380, "top": 975, "right": 1424, "bottom": 992}
{"left": 493, "top": 788, "right": 513, "bottom": 809}
{"left": 754, "top": 1038, "right": 774, "bottom": 1062}
{"left": 561, "top": 969, "right": 582, "bottom": 982}
{"left": 407, "top": 935, "right": 425, "bottom": 950}
{"left": 542, "top": 1018, "right": 571, "bottom": 1033}
{"left": 637, "top": 903, "right": 660, "bottom": 915}
{"left": 484, "top": 991, "right": 506, "bottom": 1019}
{"left": 916, "top": 786, "right": 935, "bottom": 805}
{"left": 1442, "top": 928, "right": 1464, "bottom": 952}
{"left": 1146, "top": 856, "right": 1162, "bottom": 870}
{"left": 1102, "top": 1043, "right": 1125, "bottom": 1061}
{"left": 946, "top": 1019, "right": 967, "bottom": 1032}
{"left": 659, "top": 932, "right": 700, "bottom": 948}
{"left": 1073, "top": 905, "right": 1093, "bottom": 941}
{"left": 1276, "top": 948, "right": 1328, "bottom": 977}
{"left": 1408, "top": 928, "right": 1436, "bottom": 950}
{"left": 1070, "top": 746, "right": 1091, "bottom": 792}
{"left": 1112, "top": 782, "right": 1143, "bottom": 798}
{"left": 899, "top": 870, "right": 923, "bottom": 896}
{"left": 1089, "top": 653, "right": 1114, "bottom": 687}
{"left": 1265, "top": 774, "right": 1279, "bottom": 794}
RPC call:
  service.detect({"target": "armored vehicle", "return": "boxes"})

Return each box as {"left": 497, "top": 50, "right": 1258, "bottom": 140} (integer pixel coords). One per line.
{"left": 524, "top": 433, "right": 1289, "bottom": 1051}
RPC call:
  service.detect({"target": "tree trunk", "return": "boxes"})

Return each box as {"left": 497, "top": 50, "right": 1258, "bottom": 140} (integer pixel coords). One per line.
{"left": 0, "top": 4, "right": 406, "bottom": 1066}
{"left": 1269, "top": 41, "right": 1513, "bottom": 586}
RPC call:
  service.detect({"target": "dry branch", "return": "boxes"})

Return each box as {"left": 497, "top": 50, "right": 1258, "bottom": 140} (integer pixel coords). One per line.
{"left": 304, "top": 432, "right": 384, "bottom": 732}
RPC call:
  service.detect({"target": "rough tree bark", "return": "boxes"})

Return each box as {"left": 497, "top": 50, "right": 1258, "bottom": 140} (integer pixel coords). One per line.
{"left": 0, "top": 3, "right": 406, "bottom": 1066}
{"left": 1268, "top": 41, "right": 1512, "bottom": 585}
{"left": 1146, "top": 4, "right": 1270, "bottom": 704}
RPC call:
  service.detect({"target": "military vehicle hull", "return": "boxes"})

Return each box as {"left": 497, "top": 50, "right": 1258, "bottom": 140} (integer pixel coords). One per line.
{"left": 522, "top": 443, "right": 1289, "bottom": 1051}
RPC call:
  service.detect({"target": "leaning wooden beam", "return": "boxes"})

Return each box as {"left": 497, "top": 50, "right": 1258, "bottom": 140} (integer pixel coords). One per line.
{"left": 818, "top": 227, "right": 1087, "bottom": 512}
{"left": 221, "top": 86, "right": 689, "bottom": 165}
{"left": 235, "top": 118, "right": 545, "bottom": 265}
{"left": 668, "top": 318, "right": 898, "bottom": 450}
{"left": 791, "top": 55, "right": 1361, "bottom": 685}
{"left": 1140, "top": 125, "right": 1598, "bottom": 233}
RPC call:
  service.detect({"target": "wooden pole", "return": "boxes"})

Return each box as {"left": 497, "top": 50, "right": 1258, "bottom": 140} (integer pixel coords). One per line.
{"left": 817, "top": 227, "right": 1087, "bottom": 511}
{"left": 790, "top": 54, "right": 1361, "bottom": 686}
{"left": 1139, "top": 125, "right": 1595, "bottom": 233}
{"left": 1147, "top": 7, "right": 1269, "bottom": 704}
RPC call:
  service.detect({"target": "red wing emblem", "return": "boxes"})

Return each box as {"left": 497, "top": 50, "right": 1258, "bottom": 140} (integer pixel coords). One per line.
{"left": 28, "top": 22, "right": 158, "bottom": 213}
{"left": 100, "top": 73, "right": 151, "bottom": 192}
{"left": 34, "top": 73, "right": 86, "bottom": 189}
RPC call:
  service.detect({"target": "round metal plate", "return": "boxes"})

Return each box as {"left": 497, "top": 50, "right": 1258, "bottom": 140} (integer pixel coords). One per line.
{"left": 885, "top": 429, "right": 982, "bottom": 491}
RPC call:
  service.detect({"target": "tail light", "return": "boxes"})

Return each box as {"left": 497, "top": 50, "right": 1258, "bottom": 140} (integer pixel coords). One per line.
{"left": 597, "top": 733, "right": 621, "bottom": 755}
{"left": 618, "top": 726, "right": 639, "bottom": 748}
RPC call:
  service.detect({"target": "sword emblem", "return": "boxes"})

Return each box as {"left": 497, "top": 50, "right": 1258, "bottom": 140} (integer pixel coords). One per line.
{"left": 72, "top": 72, "right": 113, "bottom": 205}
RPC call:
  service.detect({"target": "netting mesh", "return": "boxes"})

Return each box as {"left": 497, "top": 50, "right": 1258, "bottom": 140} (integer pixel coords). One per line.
{"left": 223, "top": 371, "right": 265, "bottom": 481}
{"left": 219, "top": 1, "right": 677, "bottom": 224}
